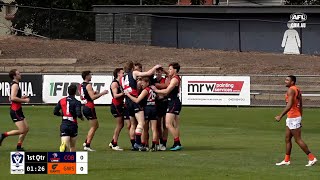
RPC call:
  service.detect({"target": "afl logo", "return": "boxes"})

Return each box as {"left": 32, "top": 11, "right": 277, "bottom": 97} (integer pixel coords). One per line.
{"left": 290, "top": 13, "right": 307, "bottom": 23}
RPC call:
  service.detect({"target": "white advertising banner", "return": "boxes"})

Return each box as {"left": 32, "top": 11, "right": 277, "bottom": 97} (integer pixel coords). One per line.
{"left": 43, "top": 75, "right": 113, "bottom": 104}
{"left": 181, "top": 76, "right": 250, "bottom": 105}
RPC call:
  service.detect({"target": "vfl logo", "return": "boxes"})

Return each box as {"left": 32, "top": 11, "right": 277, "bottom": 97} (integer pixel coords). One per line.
{"left": 11, "top": 152, "right": 24, "bottom": 167}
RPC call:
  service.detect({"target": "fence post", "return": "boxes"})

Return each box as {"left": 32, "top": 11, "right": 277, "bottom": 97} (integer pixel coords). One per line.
{"left": 300, "top": 28, "right": 303, "bottom": 54}
{"left": 49, "top": 0, "right": 52, "bottom": 39}
{"left": 238, "top": 20, "right": 242, "bottom": 52}
{"left": 176, "top": 18, "right": 179, "bottom": 49}
{"left": 112, "top": 13, "right": 115, "bottom": 43}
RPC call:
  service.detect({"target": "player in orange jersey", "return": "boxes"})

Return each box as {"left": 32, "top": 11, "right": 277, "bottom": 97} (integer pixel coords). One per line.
{"left": 275, "top": 75, "right": 317, "bottom": 166}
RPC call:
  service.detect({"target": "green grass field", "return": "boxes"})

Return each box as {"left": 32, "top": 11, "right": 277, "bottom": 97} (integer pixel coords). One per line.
{"left": 0, "top": 106, "right": 319, "bottom": 180}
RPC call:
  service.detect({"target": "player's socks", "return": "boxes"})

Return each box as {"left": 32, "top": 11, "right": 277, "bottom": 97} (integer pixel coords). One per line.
{"left": 162, "top": 138, "right": 167, "bottom": 147}
{"left": 86, "top": 143, "right": 91, "bottom": 148}
{"left": 151, "top": 141, "right": 159, "bottom": 148}
{"left": 308, "top": 153, "right": 315, "bottom": 161}
{"left": 135, "top": 133, "right": 142, "bottom": 145}
{"left": 130, "top": 139, "right": 135, "bottom": 148}
{"left": 16, "top": 142, "right": 24, "bottom": 151}
{"left": 174, "top": 137, "right": 181, "bottom": 146}
{"left": 285, "top": 154, "right": 290, "bottom": 162}
{"left": 111, "top": 139, "right": 117, "bottom": 147}
{"left": 160, "top": 138, "right": 164, "bottom": 145}
{"left": 2, "top": 132, "right": 8, "bottom": 138}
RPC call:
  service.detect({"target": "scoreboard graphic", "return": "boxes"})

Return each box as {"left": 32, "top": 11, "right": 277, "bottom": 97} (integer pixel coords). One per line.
{"left": 10, "top": 152, "right": 88, "bottom": 174}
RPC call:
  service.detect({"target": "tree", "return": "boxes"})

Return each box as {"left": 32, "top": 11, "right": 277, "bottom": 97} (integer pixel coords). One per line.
{"left": 11, "top": 0, "right": 178, "bottom": 40}
{"left": 12, "top": 0, "right": 110, "bottom": 40}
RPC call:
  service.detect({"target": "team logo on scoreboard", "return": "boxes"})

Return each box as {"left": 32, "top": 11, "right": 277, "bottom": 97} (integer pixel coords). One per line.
{"left": 50, "top": 153, "right": 60, "bottom": 162}
{"left": 10, "top": 152, "right": 25, "bottom": 174}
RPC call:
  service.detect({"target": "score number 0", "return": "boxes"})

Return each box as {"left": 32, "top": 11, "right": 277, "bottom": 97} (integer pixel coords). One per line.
{"left": 76, "top": 152, "right": 88, "bottom": 174}
{"left": 80, "top": 155, "right": 84, "bottom": 172}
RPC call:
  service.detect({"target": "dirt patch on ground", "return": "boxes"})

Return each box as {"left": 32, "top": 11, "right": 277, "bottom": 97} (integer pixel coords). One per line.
{"left": 0, "top": 36, "right": 319, "bottom": 75}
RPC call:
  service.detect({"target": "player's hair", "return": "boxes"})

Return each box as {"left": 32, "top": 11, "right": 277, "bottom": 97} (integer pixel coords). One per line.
{"left": 113, "top": 68, "right": 123, "bottom": 79}
{"left": 81, "top": 71, "right": 91, "bottom": 80}
{"left": 141, "top": 76, "right": 150, "bottom": 84}
{"left": 134, "top": 63, "right": 142, "bottom": 69}
{"left": 124, "top": 61, "right": 134, "bottom": 73}
{"left": 9, "top": 69, "right": 17, "bottom": 80}
{"left": 156, "top": 67, "right": 163, "bottom": 71}
{"left": 68, "top": 84, "right": 77, "bottom": 96}
{"left": 169, "top": 62, "right": 180, "bottom": 73}
{"left": 288, "top": 75, "right": 297, "bottom": 84}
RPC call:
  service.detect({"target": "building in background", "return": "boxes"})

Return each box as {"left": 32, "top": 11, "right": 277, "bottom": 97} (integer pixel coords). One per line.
{"left": 0, "top": 0, "right": 17, "bottom": 36}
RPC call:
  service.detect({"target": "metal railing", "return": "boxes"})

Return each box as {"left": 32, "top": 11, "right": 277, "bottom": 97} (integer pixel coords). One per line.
{"left": 249, "top": 75, "right": 320, "bottom": 107}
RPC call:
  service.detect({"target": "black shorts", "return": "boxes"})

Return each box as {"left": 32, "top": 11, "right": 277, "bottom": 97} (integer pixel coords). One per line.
{"left": 123, "top": 106, "right": 130, "bottom": 120}
{"left": 125, "top": 97, "right": 143, "bottom": 117}
{"left": 167, "top": 99, "right": 182, "bottom": 115}
{"left": 144, "top": 106, "right": 157, "bottom": 121}
{"left": 156, "top": 99, "right": 168, "bottom": 117}
{"left": 83, "top": 106, "right": 97, "bottom": 120}
{"left": 10, "top": 108, "right": 25, "bottom": 123}
{"left": 60, "top": 122, "right": 78, "bottom": 137}
{"left": 110, "top": 104, "right": 124, "bottom": 118}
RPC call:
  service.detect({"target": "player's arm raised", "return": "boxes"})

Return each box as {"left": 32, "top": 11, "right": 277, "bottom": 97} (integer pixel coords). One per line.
{"left": 111, "top": 82, "right": 124, "bottom": 98}
{"left": 10, "top": 84, "right": 29, "bottom": 103}
{"left": 125, "top": 89, "right": 148, "bottom": 104}
{"left": 53, "top": 100, "right": 62, "bottom": 116}
{"left": 86, "top": 84, "right": 108, "bottom": 100}
{"left": 153, "top": 78, "right": 178, "bottom": 95}
{"left": 276, "top": 88, "right": 295, "bottom": 121}
{"left": 133, "top": 65, "right": 161, "bottom": 78}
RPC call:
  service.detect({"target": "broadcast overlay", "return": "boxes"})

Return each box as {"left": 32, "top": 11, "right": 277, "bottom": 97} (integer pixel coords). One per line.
{"left": 10, "top": 152, "right": 88, "bottom": 175}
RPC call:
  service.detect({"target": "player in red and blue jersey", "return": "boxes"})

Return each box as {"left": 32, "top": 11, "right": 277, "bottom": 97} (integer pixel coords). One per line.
{"left": 109, "top": 68, "right": 129, "bottom": 151}
{"left": 121, "top": 61, "right": 161, "bottom": 151}
{"left": 0, "top": 69, "right": 30, "bottom": 151}
{"left": 126, "top": 77, "right": 159, "bottom": 151}
{"left": 54, "top": 84, "right": 83, "bottom": 152}
{"left": 154, "top": 67, "right": 170, "bottom": 150}
{"left": 152, "top": 63, "right": 182, "bottom": 151}
{"left": 80, "top": 71, "right": 109, "bottom": 151}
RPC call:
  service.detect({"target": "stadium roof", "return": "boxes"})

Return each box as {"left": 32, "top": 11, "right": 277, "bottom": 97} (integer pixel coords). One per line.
{"left": 93, "top": 5, "right": 320, "bottom": 14}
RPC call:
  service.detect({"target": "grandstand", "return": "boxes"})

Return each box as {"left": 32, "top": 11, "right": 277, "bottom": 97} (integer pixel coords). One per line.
{"left": 1, "top": 36, "right": 320, "bottom": 107}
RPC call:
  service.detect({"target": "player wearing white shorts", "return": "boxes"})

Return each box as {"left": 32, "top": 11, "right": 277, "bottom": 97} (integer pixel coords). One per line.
{"left": 275, "top": 75, "right": 317, "bottom": 166}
